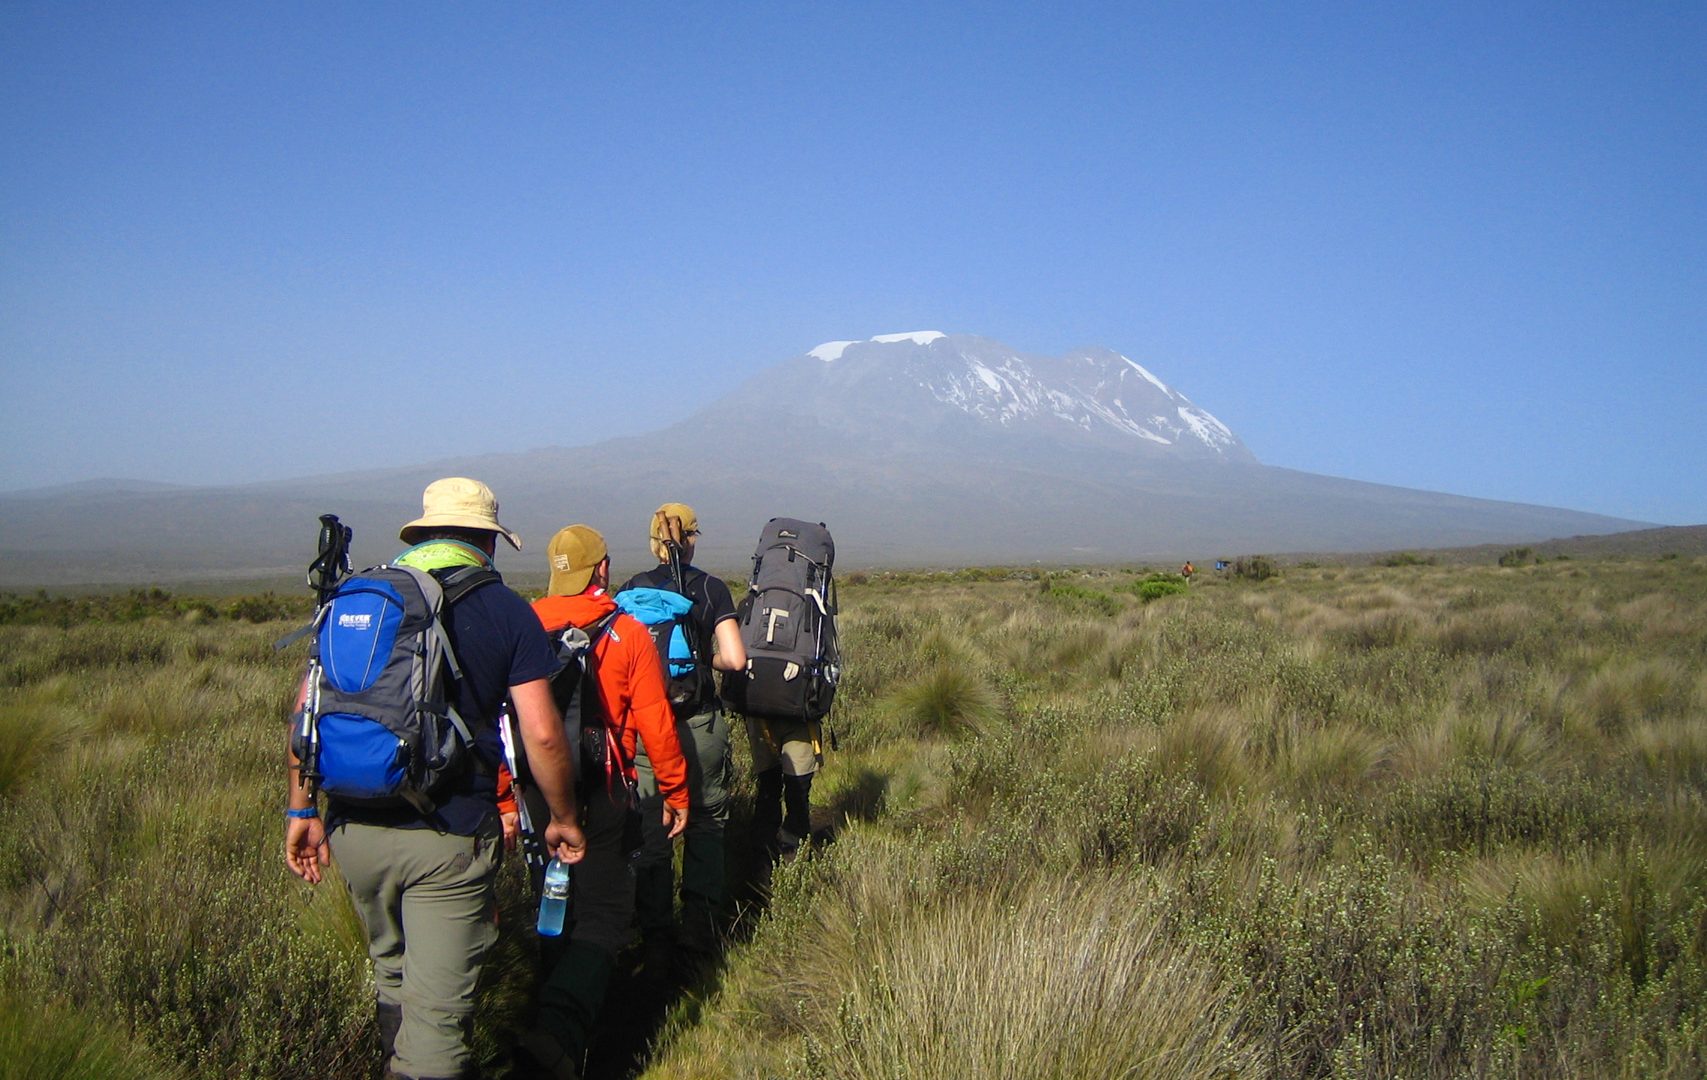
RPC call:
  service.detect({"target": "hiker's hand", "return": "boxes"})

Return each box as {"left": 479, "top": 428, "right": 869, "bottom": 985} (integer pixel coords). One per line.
{"left": 500, "top": 810, "right": 519, "bottom": 852}
{"left": 285, "top": 817, "right": 329, "bottom": 884}
{"left": 544, "top": 818, "right": 587, "bottom": 865}
{"left": 662, "top": 802, "right": 688, "bottom": 840}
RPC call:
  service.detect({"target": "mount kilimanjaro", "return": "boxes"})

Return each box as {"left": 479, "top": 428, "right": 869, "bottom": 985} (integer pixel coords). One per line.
{"left": 0, "top": 332, "right": 1644, "bottom": 585}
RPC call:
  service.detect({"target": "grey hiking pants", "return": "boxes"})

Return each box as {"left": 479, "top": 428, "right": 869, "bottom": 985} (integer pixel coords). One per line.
{"left": 328, "top": 819, "right": 502, "bottom": 1080}
{"left": 633, "top": 705, "right": 732, "bottom": 945}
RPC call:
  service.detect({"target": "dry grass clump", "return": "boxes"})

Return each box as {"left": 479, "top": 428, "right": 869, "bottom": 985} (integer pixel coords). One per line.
{"left": 1576, "top": 657, "right": 1695, "bottom": 735}
{"left": 1156, "top": 704, "right": 1253, "bottom": 797}
{"left": 0, "top": 984, "right": 186, "bottom": 1080}
{"left": 1427, "top": 601, "right": 1537, "bottom": 656}
{"left": 652, "top": 833, "right": 1257, "bottom": 1080}
{"left": 0, "top": 676, "right": 93, "bottom": 801}
{"left": 877, "top": 664, "right": 1004, "bottom": 738}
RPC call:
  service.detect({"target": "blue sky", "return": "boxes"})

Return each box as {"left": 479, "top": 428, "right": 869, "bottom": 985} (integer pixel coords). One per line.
{"left": 2, "top": 2, "right": 1702, "bottom": 524}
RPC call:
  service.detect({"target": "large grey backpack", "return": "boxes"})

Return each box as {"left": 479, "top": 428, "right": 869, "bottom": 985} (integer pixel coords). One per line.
{"left": 720, "top": 518, "right": 841, "bottom": 723}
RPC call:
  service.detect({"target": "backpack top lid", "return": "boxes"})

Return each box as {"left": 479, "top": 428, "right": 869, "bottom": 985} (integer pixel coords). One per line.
{"left": 613, "top": 587, "right": 695, "bottom": 627}
{"left": 755, "top": 518, "right": 834, "bottom": 571}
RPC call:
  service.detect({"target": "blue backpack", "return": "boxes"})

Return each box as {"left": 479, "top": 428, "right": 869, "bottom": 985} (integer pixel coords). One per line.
{"left": 614, "top": 586, "right": 704, "bottom": 710}
{"left": 288, "top": 564, "right": 497, "bottom": 812}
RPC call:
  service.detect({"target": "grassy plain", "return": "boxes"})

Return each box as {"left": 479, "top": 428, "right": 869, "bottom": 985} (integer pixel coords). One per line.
{"left": 1, "top": 554, "right": 1704, "bottom": 1078}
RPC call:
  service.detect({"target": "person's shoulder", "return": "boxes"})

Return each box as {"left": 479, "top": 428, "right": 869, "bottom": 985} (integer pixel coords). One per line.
{"left": 618, "top": 566, "right": 664, "bottom": 593}
{"left": 700, "top": 571, "right": 733, "bottom": 600}
{"left": 461, "top": 578, "right": 544, "bottom": 631}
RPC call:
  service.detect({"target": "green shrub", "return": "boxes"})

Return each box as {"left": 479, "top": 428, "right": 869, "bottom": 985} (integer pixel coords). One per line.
{"left": 1038, "top": 576, "right": 1122, "bottom": 616}
{"left": 1233, "top": 555, "right": 1279, "bottom": 580}
{"left": 1128, "top": 572, "right": 1190, "bottom": 602}
{"left": 1376, "top": 551, "right": 1437, "bottom": 567}
{"left": 1500, "top": 546, "right": 1537, "bottom": 567}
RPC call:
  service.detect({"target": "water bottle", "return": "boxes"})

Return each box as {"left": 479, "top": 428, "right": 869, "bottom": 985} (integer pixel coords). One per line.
{"left": 537, "top": 857, "right": 571, "bottom": 937}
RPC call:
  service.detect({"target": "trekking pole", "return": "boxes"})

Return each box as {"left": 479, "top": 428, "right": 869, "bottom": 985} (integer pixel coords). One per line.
{"left": 275, "top": 514, "right": 352, "bottom": 653}
{"left": 307, "top": 513, "right": 353, "bottom": 607}
{"left": 661, "top": 514, "right": 710, "bottom": 699}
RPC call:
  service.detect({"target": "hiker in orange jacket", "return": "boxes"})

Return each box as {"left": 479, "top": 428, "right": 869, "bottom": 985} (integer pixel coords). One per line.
{"left": 515, "top": 524, "right": 689, "bottom": 1079}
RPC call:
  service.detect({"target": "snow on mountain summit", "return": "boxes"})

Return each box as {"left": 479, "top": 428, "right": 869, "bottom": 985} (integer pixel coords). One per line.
{"left": 917, "top": 338, "right": 1246, "bottom": 459}
{"left": 871, "top": 330, "right": 945, "bottom": 346}
{"left": 783, "top": 332, "right": 1251, "bottom": 461}
{"left": 809, "top": 330, "right": 945, "bottom": 361}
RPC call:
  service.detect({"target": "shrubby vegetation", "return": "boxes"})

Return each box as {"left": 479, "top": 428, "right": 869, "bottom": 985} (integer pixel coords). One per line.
{"left": 2, "top": 555, "right": 1704, "bottom": 1077}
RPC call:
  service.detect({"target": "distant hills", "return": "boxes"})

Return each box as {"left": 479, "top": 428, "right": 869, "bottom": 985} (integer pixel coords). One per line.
{"left": 0, "top": 332, "right": 1654, "bottom": 587}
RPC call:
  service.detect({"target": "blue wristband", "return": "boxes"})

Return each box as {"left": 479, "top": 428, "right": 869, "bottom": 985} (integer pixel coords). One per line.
{"left": 285, "top": 806, "right": 319, "bottom": 820}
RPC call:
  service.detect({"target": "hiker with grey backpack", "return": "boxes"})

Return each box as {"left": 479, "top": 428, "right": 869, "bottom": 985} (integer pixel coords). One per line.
{"left": 720, "top": 518, "right": 842, "bottom": 862}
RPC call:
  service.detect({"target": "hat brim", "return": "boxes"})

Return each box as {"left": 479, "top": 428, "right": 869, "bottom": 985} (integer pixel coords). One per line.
{"left": 399, "top": 516, "right": 523, "bottom": 551}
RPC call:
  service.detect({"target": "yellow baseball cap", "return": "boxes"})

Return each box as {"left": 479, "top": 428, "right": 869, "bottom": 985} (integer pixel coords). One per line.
{"left": 546, "top": 524, "right": 608, "bottom": 595}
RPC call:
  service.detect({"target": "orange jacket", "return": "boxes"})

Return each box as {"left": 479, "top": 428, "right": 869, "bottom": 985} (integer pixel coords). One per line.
{"left": 529, "top": 589, "right": 690, "bottom": 811}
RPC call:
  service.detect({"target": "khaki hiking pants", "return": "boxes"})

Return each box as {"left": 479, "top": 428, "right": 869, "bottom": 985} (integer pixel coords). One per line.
{"left": 329, "top": 819, "right": 502, "bottom": 1080}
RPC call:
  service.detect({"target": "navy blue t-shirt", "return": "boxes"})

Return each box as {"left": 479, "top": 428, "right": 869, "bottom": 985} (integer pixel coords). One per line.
{"left": 327, "top": 576, "right": 559, "bottom": 836}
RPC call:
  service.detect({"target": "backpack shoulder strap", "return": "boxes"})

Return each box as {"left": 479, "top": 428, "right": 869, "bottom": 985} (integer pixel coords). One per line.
{"left": 588, "top": 609, "right": 621, "bottom": 642}
{"left": 434, "top": 565, "right": 502, "bottom": 607}
{"left": 419, "top": 566, "right": 500, "bottom": 728}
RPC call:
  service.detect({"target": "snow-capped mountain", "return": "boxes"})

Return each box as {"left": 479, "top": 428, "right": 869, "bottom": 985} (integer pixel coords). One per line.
{"left": 739, "top": 332, "right": 1255, "bottom": 463}
{"left": 0, "top": 330, "right": 1650, "bottom": 584}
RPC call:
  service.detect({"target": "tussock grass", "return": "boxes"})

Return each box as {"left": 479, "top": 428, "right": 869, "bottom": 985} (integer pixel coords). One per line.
{"left": 879, "top": 664, "right": 1003, "bottom": 737}
{"left": 0, "top": 676, "right": 92, "bottom": 801}
{"left": 1156, "top": 704, "right": 1252, "bottom": 797}
{"left": 0, "top": 985, "right": 185, "bottom": 1080}
{"left": 651, "top": 833, "right": 1256, "bottom": 1080}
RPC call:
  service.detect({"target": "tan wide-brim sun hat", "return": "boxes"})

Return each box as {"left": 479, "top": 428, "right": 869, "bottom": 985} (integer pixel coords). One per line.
{"left": 648, "top": 501, "right": 699, "bottom": 561}
{"left": 399, "top": 477, "right": 523, "bottom": 550}
{"left": 547, "top": 524, "right": 608, "bottom": 596}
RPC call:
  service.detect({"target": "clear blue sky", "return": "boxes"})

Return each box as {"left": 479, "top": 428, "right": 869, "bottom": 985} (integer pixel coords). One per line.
{"left": 2, "top": 2, "right": 1702, "bottom": 524}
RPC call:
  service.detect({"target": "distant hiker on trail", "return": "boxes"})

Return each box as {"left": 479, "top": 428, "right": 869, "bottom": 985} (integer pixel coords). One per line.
{"left": 514, "top": 524, "right": 691, "bottom": 1078}
{"left": 1181, "top": 561, "right": 1195, "bottom": 582}
{"left": 284, "top": 477, "right": 586, "bottom": 1080}
{"left": 617, "top": 502, "right": 747, "bottom": 975}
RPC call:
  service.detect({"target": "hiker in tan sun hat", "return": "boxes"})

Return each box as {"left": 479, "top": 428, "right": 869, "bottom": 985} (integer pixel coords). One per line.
{"left": 399, "top": 476, "right": 523, "bottom": 552}
{"left": 616, "top": 501, "right": 747, "bottom": 980}
{"left": 286, "top": 475, "right": 584, "bottom": 1080}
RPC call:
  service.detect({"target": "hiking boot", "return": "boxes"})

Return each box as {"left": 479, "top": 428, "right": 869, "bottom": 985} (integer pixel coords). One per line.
{"left": 754, "top": 771, "right": 785, "bottom": 856}
{"left": 512, "top": 1029, "right": 579, "bottom": 1080}
{"left": 782, "top": 773, "right": 814, "bottom": 844}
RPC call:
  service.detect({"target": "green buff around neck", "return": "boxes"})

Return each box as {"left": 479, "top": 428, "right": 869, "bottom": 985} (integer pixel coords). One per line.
{"left": 394, "top": 540, "right": 493, "bottom": 572}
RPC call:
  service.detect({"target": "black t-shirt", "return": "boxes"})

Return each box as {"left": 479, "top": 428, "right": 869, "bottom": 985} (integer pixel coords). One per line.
{"left": 618, "top": 563, "right": 737, "bottom": 710}
{"left": 328, "top": 577, "right": 559, "bottom": 836}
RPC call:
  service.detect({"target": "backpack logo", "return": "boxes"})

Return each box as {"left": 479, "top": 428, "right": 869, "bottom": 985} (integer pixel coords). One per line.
{"left": 337, "top": 612, "right": 374, "bottom": 630}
